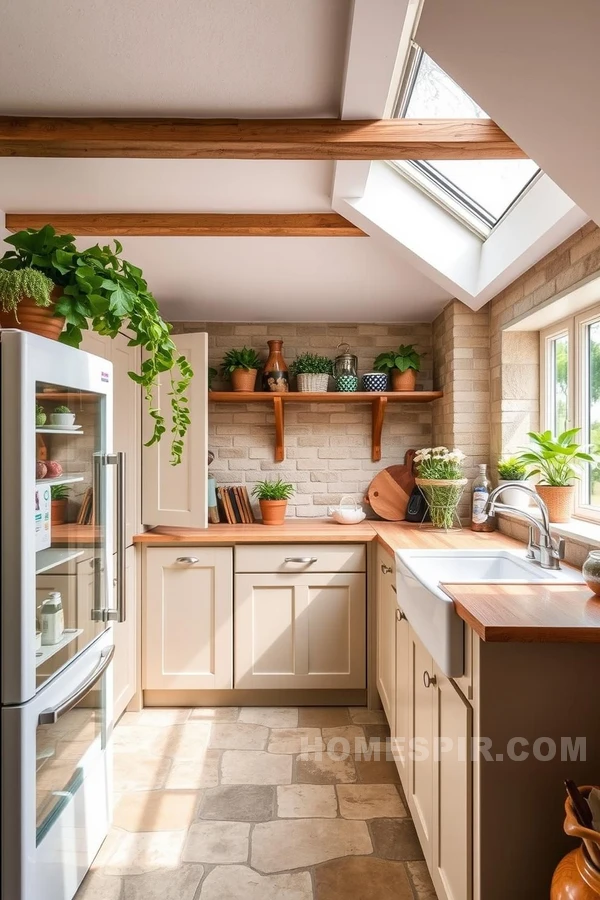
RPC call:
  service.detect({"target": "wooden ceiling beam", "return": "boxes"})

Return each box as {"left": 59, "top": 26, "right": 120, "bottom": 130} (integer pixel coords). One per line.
{"left": 0, "top": 117, "right": 526, "bottom": 160}
{"left": 4, "top": 212, "right": 367, "bottom": 237}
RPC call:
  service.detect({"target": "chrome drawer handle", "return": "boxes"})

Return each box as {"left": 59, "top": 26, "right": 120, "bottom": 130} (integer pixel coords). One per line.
{"left": 423, "top": 670, "right": 437, "bottom": 689}
{"left": 176, "top": 556, "right": 199, "bottom": 564}
{"left": 284, "top": 557, "right": 317, "bottom": 564}
{"left": 395, "top": 607, "right": 406, "bottom": 621}
{"left": 381, "top": 564, "right": 393, "bottom": 574}
{"left": 38, "top": 646, "right": 115, "bottom": 725}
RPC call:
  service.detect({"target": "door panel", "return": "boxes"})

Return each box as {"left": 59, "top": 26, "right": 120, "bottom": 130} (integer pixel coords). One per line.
{"left": 113, "top": 546, "right": 137, "bottom": 719}
{"left": 393, "top": 607, "right": 410, "bottom": 787}
{"left": 408, "top": 628, "right": 434, "bottom": 864}
{"left": 144, "top": 547, "right": 232, "bottom": 690}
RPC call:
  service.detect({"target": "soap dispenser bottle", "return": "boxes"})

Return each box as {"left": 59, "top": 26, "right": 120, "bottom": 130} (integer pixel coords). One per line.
{"left": 471, "top": 464, "right": 495, "bottom": 532}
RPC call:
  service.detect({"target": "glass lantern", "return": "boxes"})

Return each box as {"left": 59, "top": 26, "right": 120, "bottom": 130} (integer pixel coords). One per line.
{"left": 334, "top": 342, "right": 359, "bottom": 392}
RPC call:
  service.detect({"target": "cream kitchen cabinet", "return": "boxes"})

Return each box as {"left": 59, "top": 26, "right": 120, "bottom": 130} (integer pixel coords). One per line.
{"left": 141, "top": 331, "right": 208, "bottom": 528}
{"left": 393, "top": 598, "right": 410, "bottom": 785}
{"left": 113, "top": 546, "right": 137, "bottom": 719}
{"left": 376, "top": 545, "right": 396, "bottom": 728}
{"left": 143, "top": 546, "right": 233, "bottom": 690}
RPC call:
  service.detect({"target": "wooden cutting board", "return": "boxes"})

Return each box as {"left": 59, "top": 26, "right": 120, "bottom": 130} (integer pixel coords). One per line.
{"left": 365, "top": 449, "right": 416, "bottom": 521}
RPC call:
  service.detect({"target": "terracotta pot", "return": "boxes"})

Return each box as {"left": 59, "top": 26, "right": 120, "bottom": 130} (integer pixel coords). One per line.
{"left": 535, "top": 484, "right": 575, "bottom": 523}
{"left": 51, "top": 499, "right": 67, "bottom": 526}
{"left": 0, "top": 289, "right": 64, "bottom": 341}
{"left": 551, "top": 786, "right": 600, "bottom": 899}
{"left": 259, "top": 499, "right": 288, "bottom": 526}
{"left": 230, "top": 368, "right": 258, "bottom": 392}
{"left": 391, "top": 368, "right": 417, "bottom": 391}
{"left": 263, "top": 339, "right": 289, "bottom": 392}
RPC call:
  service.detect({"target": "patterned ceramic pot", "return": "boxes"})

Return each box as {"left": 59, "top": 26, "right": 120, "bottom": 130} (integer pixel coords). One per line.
{"left": 362, "top": 372, "right": 388, "bottom": 392}
{"left": 336, "top": 374, "right": 358, "bottom": 392}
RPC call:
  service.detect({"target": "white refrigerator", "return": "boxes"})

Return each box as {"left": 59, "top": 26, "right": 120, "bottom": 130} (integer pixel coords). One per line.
{"left": 1, "top": 330, "right": 125, "bottom": 900}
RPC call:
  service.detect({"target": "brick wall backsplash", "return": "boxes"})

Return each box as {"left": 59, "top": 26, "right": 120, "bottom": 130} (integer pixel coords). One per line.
{"left": 172, "top": 322, "right": 433, "bottom": 518}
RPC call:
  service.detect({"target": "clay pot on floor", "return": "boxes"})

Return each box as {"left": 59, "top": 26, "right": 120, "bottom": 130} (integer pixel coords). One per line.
{"left": 550, "top": 786, "right": 600, "bottom": 899}
{"left": 230, "top": 368, "right": 258, "bottom": 392}
{"left": 535, "top": 484, "right": 575, "bottom": 523}
{"left": 259, "top": 499, "right": 288, "bottom": 526}
{"left": 0, "top": 290, "right": 64, "bottom": 340}
{"left": 391, "top": 368, "right": 417, "bottom": 391}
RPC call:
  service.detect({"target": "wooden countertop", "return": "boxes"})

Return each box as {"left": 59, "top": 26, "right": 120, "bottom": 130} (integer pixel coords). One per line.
{"left": 443, "top": 582, "right": 600, "bottom": 642}
{"left": 133, "top": 520, "right": 378, "bottom": 544}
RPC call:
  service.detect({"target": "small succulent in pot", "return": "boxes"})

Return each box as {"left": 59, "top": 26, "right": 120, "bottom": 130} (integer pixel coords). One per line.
{"left": 50, "top": 484, "right": 71, "bottom": 525}
{"left": 373, "top": 344, "right": 423, "bottom": 391}
{"left": 496, "top": 456, "right": 529, "bottom": 509}
{"left": 251, "top": 478, "right": 295, "bottom": 525}
{"left": 36, "top": 404, "right": 47, "bottom": 427}
{"left": 50, "top": 405, "right": 76, "bottom": 427}
{"left": 221, "top": 347, "right": 262, "bottom": 392}
{"left": 289, "top": 353, "right": 333, "bottom": 392}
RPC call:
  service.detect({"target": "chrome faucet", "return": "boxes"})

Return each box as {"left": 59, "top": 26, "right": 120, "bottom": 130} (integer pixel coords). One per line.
{"left": 484, "top": 483, "right": 565, "bottom": 570}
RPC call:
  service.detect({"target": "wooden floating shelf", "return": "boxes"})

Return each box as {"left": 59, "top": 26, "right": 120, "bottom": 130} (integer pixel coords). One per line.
{"left": 208, "top": 391, "right": 443, "bottom": 462}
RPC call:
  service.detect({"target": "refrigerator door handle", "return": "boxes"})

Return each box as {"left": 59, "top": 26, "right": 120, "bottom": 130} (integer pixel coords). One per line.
{"left": 38, "top": 645, "right": 115, "bottom": 725}
{"left": 106, "top": 451, "right": 126, "bottom": 623}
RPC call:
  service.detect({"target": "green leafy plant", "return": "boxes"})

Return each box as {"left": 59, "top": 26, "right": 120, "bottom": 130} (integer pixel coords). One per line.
{"left": 373, "top": 344, "right": 423, "bottom": 374}
{"left": 50, "top": 484, "right": 70, "bottom": 500}
{"left": 0, "top": 225, "right": 192, "bottom": 465}
{"left": 0, "top": 267, "right": 54, "bottom": 315}
{"left": 54, "top": 405, "right": 71, "bottom": 414}
{"left": 414, "top": 446, "right": 466, "bottom": 481}
{"left": 208, "top": 366, "right": 218, "bottom": 390}
{"left": 516, "top": 429, "right": 598, "bottom": 486}
{"left": 289, "top": 353, "right": 333, "bottom": 376}
{"left": 220, "top": 347, "right": 261, "bottom": 377}
{"left": 497, "top": 457, "right": 527, "bottom": 481}
{"left": 251, "top": 478, "right": 295, "bottom": 501}
{"left": 36, "top": 404, "right": 47, "bottom": 425}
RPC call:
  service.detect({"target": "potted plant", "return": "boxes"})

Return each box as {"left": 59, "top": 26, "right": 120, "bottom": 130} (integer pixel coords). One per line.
{"left": 289, "top": 353, "right": 332, "bottom": 392}
{"left": 50, "top": 484, "right": 70, "bottom": 525}
{"left": 251, "top": 478, "right": 294, "bottom": 525}
{"left": 414, "top": 446, "right": 467, "bottom": 530}
{"left": 373, "top": 344, "right": 423, "bottom": 391}
{"left": 516, "top": 428, "right": 599, "bottom": 523}
{"left": 50, "top": 405, "right": 76, "bottom": 427}
{"left": 36, "top": 404, "right": 47, "bottom": 427}
{"left": 0, "top": 225, "right": 192, "bottom": 465}
{"left": 497, "top": 456, "right": 529, "bottom": 509}
{"left": 221, "top": 347, "right": 262, "bottom": 392}
{"left": 208, "top": 366, "right": 218, "bottom": 391}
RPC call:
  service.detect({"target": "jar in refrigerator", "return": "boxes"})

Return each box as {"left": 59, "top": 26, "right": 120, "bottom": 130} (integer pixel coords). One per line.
{"left": 40, "top": 592, "right": 64, "bottom": 645}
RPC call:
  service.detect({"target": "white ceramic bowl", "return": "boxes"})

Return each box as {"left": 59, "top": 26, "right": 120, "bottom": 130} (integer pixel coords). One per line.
{"left": 50, "top": 413, "right": 76, "bottom": 427}
{"left": 327, "top": 495, "right": 367, "bottom": 525}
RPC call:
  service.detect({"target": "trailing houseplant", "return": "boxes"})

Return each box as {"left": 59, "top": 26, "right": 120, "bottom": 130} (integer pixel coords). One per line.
{"left": 221, "top": 346, "right": 262, "bottom": 392}
{"left": 289, "top": 353, "right": 332, "bottom": 392}
{"left": 251, "top": 478, "right": 294, "bottom": 525}
{"left": 516, "top": 428, "right": 599, "bottom": 522}
{"left": 0, "top": 225, "right": 192, "bottom": 465}
{"left": 414, "top": 446, "right": 467, "bottom": 530}
{"left": 373, "top": 344, "right": 423, "bottom": 391}
{"left": 497, "top": 456, "right": 529, "bottom": 509}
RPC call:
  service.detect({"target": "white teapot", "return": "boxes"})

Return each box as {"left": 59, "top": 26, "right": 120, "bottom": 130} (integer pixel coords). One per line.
{"left": 327, "top": 495, "right": 367, "bottom": 525}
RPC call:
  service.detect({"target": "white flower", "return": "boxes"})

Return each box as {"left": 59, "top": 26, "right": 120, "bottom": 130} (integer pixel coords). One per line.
{"left": 432, "top": 446, "right": 449, "bottom": 454}
{"left": 450, "top": 449, "right": 466, "bottom": 461}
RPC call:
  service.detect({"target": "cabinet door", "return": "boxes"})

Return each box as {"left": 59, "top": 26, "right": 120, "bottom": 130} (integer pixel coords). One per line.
{"left": 432, "top": 665, "right": 472, "bottom": 900}
{"left": 376, "top": 548, "right": 396, "bottom": 727}
{"left": 141, "top": 332, "right": 208, "bottom": 528}
{"left": 234, "top": 572, "right": 366, "bottom": 689}
{"left": 144, "top": 547, "right": 233, "bottom": 689}
{"left": 393, "top": 604, "right": 410, "bottom": 787}
{"left": 113, "top": 546, "right": 137, "bottom": 720}
{"left": 407, "top": 628, "right": 434, "bottom": 865}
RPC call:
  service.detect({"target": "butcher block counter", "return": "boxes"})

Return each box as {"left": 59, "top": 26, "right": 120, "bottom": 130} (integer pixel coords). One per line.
{"left": 133, "top": 521, "right": 599, "bottom": 642}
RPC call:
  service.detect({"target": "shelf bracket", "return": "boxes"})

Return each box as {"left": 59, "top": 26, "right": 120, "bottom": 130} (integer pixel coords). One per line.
{"left": 273, "top": 396, "right": 285, "bottom": 462}
{"left": 371, "top": 396, "right": 387, "bottom": 462}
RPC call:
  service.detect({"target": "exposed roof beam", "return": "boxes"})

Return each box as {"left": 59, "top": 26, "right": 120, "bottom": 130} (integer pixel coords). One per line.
{"left": 0, "top": 117, "right": 526, "bottom": 160}
{"left": 4, "top": 212, "right": 367, "bottom": 237}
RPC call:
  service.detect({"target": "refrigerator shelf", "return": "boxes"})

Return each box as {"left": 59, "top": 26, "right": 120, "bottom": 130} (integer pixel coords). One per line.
{"left": 35, "top": 629, "right": 84, "bottom": 668}
{"left": 36, "top": 427, "right": 85, "bottom": 435}
{"left": 36, "top": 473, "right": 85, "bottom": 488}
{"left": 36, "top": 547, "right": 85, "bottom": 574}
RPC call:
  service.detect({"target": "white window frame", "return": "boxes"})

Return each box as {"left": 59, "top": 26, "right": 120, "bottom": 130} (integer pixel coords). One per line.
{"left": 540, "top": 302, "right": 600, "bottom": 523}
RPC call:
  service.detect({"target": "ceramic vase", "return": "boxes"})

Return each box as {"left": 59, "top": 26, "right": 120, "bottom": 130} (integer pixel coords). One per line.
{"left": 263, "top": 340, "right": 289, "bottom": 392}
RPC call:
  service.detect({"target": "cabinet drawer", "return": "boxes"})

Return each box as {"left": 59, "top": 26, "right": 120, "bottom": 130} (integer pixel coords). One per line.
{"left": 234, "top": 543, "right": 366, "bottom": 574}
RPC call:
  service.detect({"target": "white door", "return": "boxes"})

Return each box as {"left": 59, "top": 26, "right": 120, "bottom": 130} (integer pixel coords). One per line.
{"left": 141, "top": 332, "right": 208, "bottom": 528}
{"left": 393, "top": 604, "right": 410, "bottom": 787}
{"left": 234, "top": 572, "right": 366, "bottom": 689}
{"left": 143, "top": 547, "right": 233, "bottom": 689}
{"left": 432, "top": 665, "right": 472, "bottom": 900}
{"left": 407, "top": 628, "right": 434, "bottom": 865}
{"left": 376, "top": 549, "right": 396, "bottom": 727}
{"left": 113, "top": 546, "right": 137, "bottom": 719}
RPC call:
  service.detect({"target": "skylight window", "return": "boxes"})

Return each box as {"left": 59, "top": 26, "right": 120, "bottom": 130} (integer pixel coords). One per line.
{"left": 393, "top": 46, "right": 540, "bottom": 235}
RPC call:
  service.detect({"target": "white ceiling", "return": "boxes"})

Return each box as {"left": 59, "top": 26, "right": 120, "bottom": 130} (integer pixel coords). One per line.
{"left": 417, "top": 0, "right": 600, "bottom": 227}
{"left": 75, "top": 235, "right": 450, "bottom": 322}
{"left": 0, "top": 0, "right": 350, "bottom": 117}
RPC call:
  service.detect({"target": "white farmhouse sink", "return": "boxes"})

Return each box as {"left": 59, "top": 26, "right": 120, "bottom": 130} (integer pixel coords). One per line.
{"left": 395, "top": 549, "right": 584, "bottom": 677}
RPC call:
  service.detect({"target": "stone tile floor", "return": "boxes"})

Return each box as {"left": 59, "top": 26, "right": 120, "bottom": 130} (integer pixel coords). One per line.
{"left": 76, "top": 706, "right": 437, "bottom": 900}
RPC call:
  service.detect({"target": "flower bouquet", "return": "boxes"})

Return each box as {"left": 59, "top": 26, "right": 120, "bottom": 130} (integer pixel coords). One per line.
{"left": 414, "top": 446, "right": 467, "bottom": 530}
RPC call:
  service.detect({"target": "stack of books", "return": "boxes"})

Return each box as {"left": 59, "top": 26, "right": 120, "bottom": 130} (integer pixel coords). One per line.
{"left": 76, "top": 487, "right": 94, "bottom": 525}
{"left": 216, "top": 485, "right": 255, "bottom": 524}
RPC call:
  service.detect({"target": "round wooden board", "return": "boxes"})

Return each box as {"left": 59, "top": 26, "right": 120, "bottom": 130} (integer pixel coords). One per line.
{"left": 365, "top": 450, "right": 416, "bottom": 521}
